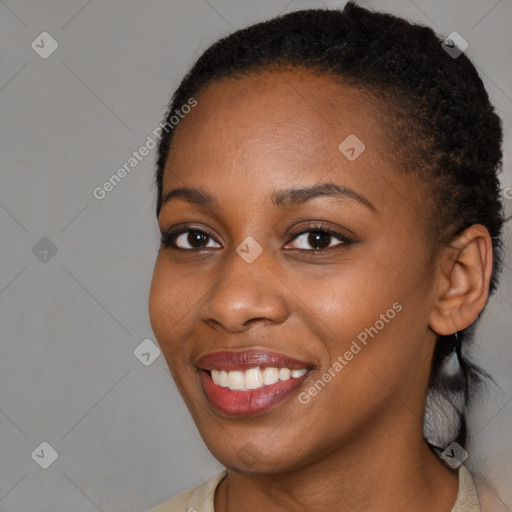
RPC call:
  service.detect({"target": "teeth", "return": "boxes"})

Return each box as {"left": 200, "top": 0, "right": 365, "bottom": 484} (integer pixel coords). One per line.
{"left": 244, "top": 368, "right": 264, "bottom": 389}
{"left": 279, "top": 368, "right": 291, "bottom": 381}
{"left": 218, "top": 370, "right": 228, "bottom": 388}
{"left": 227, "top": 370, "right": 245, "bottom": 390}
{"left": 209, "top": 366, "right": 308, "bottom": 391}
{"left": 262, "top": 367, "right": 279, "bottom": 385}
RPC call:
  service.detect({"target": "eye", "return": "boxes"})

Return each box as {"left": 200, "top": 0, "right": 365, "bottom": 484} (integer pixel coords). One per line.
{"left": 160, "top": 228, "right": 221, "bottom": 250}
{"left": 286, "top": 223, "right": 353, "bottom": 251}
{"left": 160, "top": 223, "right": 353, "bottom": 251}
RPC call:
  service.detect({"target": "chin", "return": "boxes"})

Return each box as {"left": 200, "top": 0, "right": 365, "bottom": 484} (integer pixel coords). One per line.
{"left": 201, "top": 431, "right": 315, "bottom": 475}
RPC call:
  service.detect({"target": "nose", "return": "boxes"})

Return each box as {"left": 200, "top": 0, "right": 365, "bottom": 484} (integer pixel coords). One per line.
{"left": 200, "top": 248, "right": 289, "bottom": 333}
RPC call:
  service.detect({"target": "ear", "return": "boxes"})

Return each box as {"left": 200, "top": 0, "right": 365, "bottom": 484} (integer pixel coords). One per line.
{"left": 429, "top": 224, "right": 493, "bottom": 336}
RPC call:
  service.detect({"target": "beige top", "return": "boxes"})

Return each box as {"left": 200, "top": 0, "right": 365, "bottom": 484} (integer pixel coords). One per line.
{"left": 149, "top": 464, "right": 480, "bottom": 512}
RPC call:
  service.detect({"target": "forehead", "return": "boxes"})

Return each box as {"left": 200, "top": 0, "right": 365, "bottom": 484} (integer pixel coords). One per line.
{"left": 165, "top": 69, "right": 384, "bottom": 182}
{"left": 160, "top": 68, "right": 429, "bottom": 236}
{"left": 180, "top": 70, "right": 375, "bottom": 139}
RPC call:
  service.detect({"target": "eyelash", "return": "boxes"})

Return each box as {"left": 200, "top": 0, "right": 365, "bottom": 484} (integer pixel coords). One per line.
{"left": 160, "top": 222, "right": 354, "bottom": 251}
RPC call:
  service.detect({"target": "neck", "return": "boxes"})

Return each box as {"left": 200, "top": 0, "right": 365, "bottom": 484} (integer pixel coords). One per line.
{"left": 215, "top": 413, "right": 459, "bottom": 512}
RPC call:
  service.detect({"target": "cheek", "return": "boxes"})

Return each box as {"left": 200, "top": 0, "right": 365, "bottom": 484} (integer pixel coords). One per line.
{"left": 148, "top": 270, "right": 191, "bottom": 391}
{"left": 298, "top": 243, "right": 430, "bottom": 369}
{"left": 148, "top": 261, "right": 167, "bottom": 338}
{"left": 290, "top": 265, "right": 398, "bottom": 345}
{"left": 148, "top": 255, "right": 217, "bottom": 377}
{"left": 317, "top": 256, "right": 431, "bottom": 394}
{"left": 148, "top": 257, "right": 188, "bottom": 354}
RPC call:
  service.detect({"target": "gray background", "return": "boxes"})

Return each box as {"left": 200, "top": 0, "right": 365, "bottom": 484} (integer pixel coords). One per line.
{"left": 0, "top": 0, "right": 511, "bottom": 511}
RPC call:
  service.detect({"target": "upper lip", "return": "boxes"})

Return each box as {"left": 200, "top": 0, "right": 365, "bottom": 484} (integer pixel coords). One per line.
{"left": 196, "top": 349, "right": 314, "bottom": 371}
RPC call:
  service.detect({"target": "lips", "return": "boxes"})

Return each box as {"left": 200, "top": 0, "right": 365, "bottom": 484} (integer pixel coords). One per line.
{"left": 196, "top": 349, "right": 314, "bottom": 416}
{"left": 197, "top": 349, "right": 313, "bottom": 371}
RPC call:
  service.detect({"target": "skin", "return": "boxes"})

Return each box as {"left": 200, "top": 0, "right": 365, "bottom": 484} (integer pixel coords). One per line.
{"left": 148, "top": 68, "right": 493, "bottom": 512}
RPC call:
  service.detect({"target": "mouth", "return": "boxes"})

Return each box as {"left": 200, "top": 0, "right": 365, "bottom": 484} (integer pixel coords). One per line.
{"left": 196, "top": 349, "right": 314, "bottom": 416}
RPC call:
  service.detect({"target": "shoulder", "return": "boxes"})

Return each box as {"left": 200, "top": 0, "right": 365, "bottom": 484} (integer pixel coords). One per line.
{"left": 451, "top": 464, "right": 481, "bottom": 512}
{"left": 148, "top": 471, "right": 227, "bottom": 512}
{"left": 148, "top": 465, "right": 479, "bottom": 512}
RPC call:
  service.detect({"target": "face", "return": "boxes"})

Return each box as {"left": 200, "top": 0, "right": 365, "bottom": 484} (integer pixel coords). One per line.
{"left": 149, "top": 68, "right": 441, "bottom": 474}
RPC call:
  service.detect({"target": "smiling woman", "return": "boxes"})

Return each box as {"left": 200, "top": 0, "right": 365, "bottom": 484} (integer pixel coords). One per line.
{"left": 147, "top": 2, "right": 504, "bottom": 512}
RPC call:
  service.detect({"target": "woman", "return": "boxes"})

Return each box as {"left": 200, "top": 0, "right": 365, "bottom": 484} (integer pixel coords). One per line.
{"left": 148, "top": 2, "right": 504, "bottom": 511}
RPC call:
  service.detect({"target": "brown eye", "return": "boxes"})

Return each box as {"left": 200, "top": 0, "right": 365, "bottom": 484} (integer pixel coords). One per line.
{"left": 308, "top": 231, "right": 333, "bottom": 249}
{"left": 289, "top": 231, "right": 342, "bottom": 250}
{"left": 286, "top": 225, "right": 353, "bottom": 251}
{"left": 160, "top": 229, "right": 221, "bottom": 250}
{"left": 185, "top": 231, "right": 210, "bottom": 248}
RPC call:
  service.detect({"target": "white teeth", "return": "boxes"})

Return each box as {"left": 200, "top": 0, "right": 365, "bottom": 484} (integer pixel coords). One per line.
{"left": 210, "top": 366, "right": 308, "bottom": 391}
{"left": 227, "top": 370, "right": 245, "bottom": 390}
{"left": 218, "top": 370, "right": 228, "bottom": 388}
{"left": 279, "top": 368, "right": 291, "bottom": 381}
{"left": 262, "top": 367, "right": 279, "bottom": 385}
{"left": 244, "top": 368, "right": 264, "bottom": 389}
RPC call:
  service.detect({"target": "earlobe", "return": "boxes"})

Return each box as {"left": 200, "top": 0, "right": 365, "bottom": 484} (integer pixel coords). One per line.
{"left": 429, "top": 225, "right": 493, "bottom": 337}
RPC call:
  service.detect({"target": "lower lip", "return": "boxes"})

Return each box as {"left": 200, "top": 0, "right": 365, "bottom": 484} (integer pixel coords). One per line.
{"left": 200, "top": 370, "right": 310, "bottom": 417}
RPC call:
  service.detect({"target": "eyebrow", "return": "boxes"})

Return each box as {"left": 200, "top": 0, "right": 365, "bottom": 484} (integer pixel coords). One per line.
{"left": 160, "top": 182, "right": 375, "bottom": 211}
